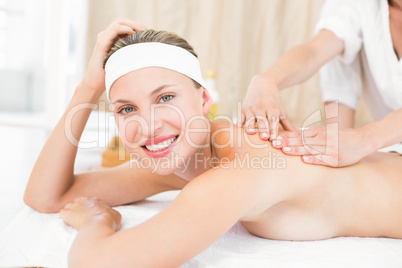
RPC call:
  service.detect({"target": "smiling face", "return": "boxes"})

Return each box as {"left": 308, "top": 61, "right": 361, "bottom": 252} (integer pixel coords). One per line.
{"left": 109, "top": 67, "right": 212, "bottom": 175}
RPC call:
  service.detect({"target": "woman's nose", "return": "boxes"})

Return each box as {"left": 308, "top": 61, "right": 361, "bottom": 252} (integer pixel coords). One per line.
{"left": 140, "top": 107, "right": 164, "bottom": 137}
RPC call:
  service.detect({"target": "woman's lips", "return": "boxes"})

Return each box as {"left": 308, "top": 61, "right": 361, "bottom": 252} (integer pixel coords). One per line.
{"left": 141, "top": 134, "right": 178, "bottom": 146}
{"left": 141, "top": 135, "right": 179, "bottom": 158}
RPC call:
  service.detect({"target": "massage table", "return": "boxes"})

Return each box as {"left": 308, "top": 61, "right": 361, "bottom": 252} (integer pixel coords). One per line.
{"left": 1, "top": 189, "right": 402, "bottom": 268}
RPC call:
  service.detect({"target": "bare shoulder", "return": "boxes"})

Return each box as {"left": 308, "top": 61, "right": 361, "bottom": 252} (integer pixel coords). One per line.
{"left": 210, "top": 119, "right": 281, "bottom": 159}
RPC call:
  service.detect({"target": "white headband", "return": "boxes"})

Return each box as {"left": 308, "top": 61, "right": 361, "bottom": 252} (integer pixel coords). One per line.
{"left": 104, "top": 42, "right": 207, "bottom": 100}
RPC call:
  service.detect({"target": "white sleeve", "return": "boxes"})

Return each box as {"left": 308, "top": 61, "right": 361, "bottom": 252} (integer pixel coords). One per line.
{"left": 315, "top": 0, "right": 363, "bottom": 64}
{"left": 320, "top": 54, "right": 363, "bottom": 110}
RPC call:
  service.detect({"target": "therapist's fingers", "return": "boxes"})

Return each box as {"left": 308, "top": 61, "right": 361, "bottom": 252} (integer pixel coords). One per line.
{"left": 269, "top": 115, "right": 280, "bottom": 140}
{"left": 281, "top": 145, "right": 327, "bottom": 155}
{"left": 277, "top": 126, "right": 327, "bottom": 146}
{"left": 300, "top": 126, "right": 327, "bottom": 138}
{"left": 273, "top": 136, "right": 297, "bottom": 148}
{"left": 302, "top": 155, "right": 339, "bottom": 167}
{"left": 278, "top": 127, "right": 322, "bottom": 139}
{"left": 243, "top": 112, "right": 257, "bottom": 134}
{"left": 279, "top": 115, "right": 296, "bottom": 132}
{"left": 273, "top": 136, "right": 327, "bottom": 148}
{"left": 278, "top": 132, "right": 299, "bottom": 139}
{"left": 255, "top": 115, "right": 270, "bottom": 140}
{"left": 239, "top": 112, "right": 246, "bottom": 127}
{"left": 273, "top": 131, "right": 302, "bottom": 148}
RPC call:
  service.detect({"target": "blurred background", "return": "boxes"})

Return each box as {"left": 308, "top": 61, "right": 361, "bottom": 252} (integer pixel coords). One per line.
{"left": 0, "top": 0, "right": 372, "bottom": 231}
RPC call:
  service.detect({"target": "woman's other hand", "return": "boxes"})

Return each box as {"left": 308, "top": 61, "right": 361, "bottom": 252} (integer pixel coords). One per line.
{"left": 240, "top": 75, "right": 295, "bottom": 141}
{"left": 60, "top": 197, "right": 122, "bottom": 231}
{"left": 273, "top": 126, "right": 372, "bottom": 167}
{"left": 81, "top": 18, "right": 147, "bottom": 94}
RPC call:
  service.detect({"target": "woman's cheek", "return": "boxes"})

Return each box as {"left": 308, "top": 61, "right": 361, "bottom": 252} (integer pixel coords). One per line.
{"left": 117, "top": 117, "right": 143, "bottom": 150}
{"left": 185, "top": 115, "right": 210, "bottom": 149}
{"left": 156, "top": 105, "right": 186, "bottom": 128}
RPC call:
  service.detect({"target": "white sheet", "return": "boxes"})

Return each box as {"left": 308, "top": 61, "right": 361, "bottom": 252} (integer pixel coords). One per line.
{"left": 1, "top": 190, "right": 402, "bottom": 268}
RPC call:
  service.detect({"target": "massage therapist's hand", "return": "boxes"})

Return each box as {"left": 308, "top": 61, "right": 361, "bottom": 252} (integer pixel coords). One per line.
{"left": 81, "top": 18, "right": 147, "bottom": 94}
{"left": 60, "top": 197, "right": 122, "bottom": 231}
{"left": 273, "top": 126, "right": 372, "bottom": 167}
{"left": 240, "top": 75, "right": 296, "bottom": 140}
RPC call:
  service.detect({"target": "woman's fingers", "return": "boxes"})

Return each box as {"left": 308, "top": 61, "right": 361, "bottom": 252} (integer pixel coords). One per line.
{"left": 59, "top": 208, "right": 70, "bottom": 220}
{"left": 118, "top": 18, "right": 147, "bottom": 31}
{"left": 109, "top": 17, "right": 147, "bottom": 32}
{"left": 96, "top": 18, "right": 147, "bottom": 52}
{"left": 60, "top": 196, "right": 119, "bottom": 230}
{"left": 83, "top": 18, "right": 147, "bottom": 93}
{"left": 97, "top": 25, "right": 134, "bottom": 48}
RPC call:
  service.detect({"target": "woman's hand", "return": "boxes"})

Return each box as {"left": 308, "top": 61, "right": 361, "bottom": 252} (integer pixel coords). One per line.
{"left": 81, "top": 18, "right": 147, "bottom": 94}
{"left": 60, "top": 197, "right": 122, "bottom": 231}
{"left": 240, "top": 75, "right": 295, "bottom": 140}
{"left": 272, "top": 126, "right": 372, "bottom": 167}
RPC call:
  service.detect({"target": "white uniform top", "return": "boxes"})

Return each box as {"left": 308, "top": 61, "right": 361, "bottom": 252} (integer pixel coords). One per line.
{"left": 315, "top": 0, "right": 402, "bottom": 121}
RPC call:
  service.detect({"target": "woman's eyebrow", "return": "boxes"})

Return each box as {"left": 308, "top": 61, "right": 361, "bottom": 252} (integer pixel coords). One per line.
{"left": 150, "top": 84, "right": 176, "bottom": 96}
{"left": 112, "top": 99, "right": 131, "bottom": 104}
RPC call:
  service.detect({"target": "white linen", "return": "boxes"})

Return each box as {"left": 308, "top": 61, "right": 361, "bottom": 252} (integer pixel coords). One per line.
{"left": 316, "top": 0, "right": 402, "bottom": 120}
{"left": 378, "top": 142, "right": 402, "bottom": 155}
{"left": 1, "top": 190, "right": 402, "bottom": 268}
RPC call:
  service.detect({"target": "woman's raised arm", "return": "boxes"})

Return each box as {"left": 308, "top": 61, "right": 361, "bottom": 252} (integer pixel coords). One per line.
{"left": 24, "top": 19, "right": 148, "bottom": 213}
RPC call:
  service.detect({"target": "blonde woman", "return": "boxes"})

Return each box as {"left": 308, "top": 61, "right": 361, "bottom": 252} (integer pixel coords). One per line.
{"left": 24, "top": 19, "right": 402, "bottom": 268}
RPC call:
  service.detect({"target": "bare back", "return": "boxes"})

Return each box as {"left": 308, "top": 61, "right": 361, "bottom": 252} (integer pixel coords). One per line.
{"left": 210, "top": 121, "right": 402, "bottom": 240}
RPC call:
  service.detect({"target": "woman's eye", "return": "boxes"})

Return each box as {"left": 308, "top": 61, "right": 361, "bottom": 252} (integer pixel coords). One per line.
{"left": 118, "top": 106, "right": 135, "bottom": 114}
{"left": 159, "top": 94, "right": 174, "bottom": 103}
{"left": 124, "top": 107, "right": 134, "bottom": 113}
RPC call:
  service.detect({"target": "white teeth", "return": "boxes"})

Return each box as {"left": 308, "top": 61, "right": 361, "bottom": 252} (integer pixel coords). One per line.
{"left": 145, "top": 136, "right": 177, "bottom": 152}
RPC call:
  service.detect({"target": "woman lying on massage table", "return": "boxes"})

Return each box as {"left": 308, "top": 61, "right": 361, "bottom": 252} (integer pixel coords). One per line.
{"left": 24, "top": 18, "right": 402, "bottom": 268}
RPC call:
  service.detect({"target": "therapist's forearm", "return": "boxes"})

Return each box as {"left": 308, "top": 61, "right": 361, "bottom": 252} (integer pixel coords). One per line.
{"left": 259, "top": 30, "right": 344, "bottom": 90}
{"left": 260, "top": 43, "right": 321, "bottom": 90}
{"left": 362, "top": 108, "right": 402, "bottom": 153}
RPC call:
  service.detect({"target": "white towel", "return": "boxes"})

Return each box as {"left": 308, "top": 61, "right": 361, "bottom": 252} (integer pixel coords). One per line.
{"left": 1, "top": 190, "right": 402, "bottom": 268}
{"left": 378, "top": 143, "right": 402, "bottom": 155}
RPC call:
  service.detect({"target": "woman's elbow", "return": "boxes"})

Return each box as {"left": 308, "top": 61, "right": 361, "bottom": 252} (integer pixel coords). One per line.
{"left": 23, "top": 191, "right": 63, "bottom": 213}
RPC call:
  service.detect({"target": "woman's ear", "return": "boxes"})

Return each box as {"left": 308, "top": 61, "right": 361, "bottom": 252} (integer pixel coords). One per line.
{"left": 201, "top": 87, "right": 213, "bottom": 116}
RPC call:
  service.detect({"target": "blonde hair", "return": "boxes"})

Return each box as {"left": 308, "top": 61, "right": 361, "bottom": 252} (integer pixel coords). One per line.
{"left": 104, "top": 29, "right": 201, "bottom": 88}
